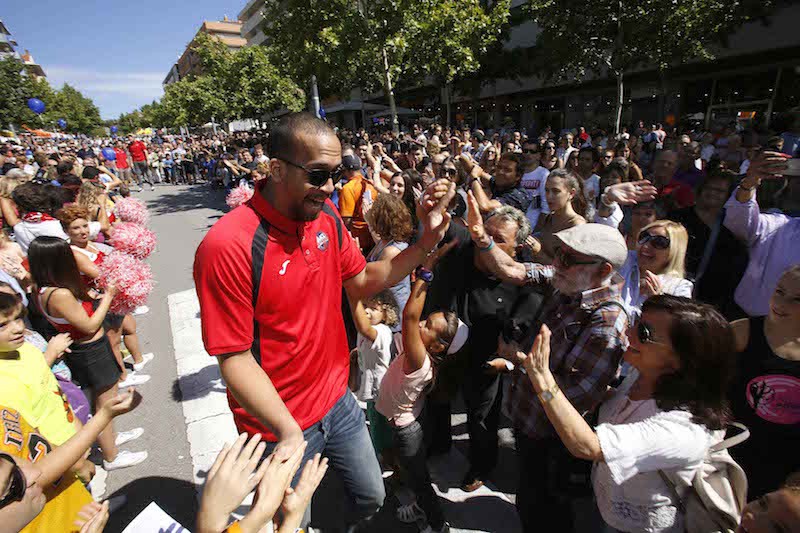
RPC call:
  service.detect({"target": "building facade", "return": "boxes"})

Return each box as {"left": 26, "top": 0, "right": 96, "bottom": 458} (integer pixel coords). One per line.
{"left": 239, "top": 0, "right": 267, "bottom": 47}
{"left": 163, "top": 17, "right": 246, "bottom": 87}
{"left": 0, "top": 19, "right": 46, "bottom": 79}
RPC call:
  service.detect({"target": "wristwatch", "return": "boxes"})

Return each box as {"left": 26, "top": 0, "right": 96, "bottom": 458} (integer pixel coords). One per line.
{"left": 415, "top": 266, "right": 434, "bottom": 283}
{"left": 537, "top": 383, "right": 561, "bottom": 404}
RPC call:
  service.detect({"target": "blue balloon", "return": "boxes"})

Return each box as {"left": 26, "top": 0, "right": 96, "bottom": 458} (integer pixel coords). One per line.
{"left": 57, "top": 119, "right": 67, "bottom": 129}
{"left": 27, "top": 98, "right": 46, "bottom": 115}
{"left": 110, "top": 126, "right": 118, "bottom": 134}
{"left": 101, "top": 147, "right": 116, "bottom": 161}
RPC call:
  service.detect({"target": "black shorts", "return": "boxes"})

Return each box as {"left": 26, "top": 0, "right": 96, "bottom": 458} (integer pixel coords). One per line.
{"left": 65, "top": 335, "right": 121, "bottom": 391}
{"left": 103, "top": 312, "right": 125, "bottom": 329}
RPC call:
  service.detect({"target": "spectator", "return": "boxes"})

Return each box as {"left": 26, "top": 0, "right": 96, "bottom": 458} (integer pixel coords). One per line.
{"left": 527, "top": 169, "right": 587, "bottom": 265}
{"left": 28, "top": 236, "right": 148, "bottom": 471}
{"left": 517, "top": 296, "right": 735, "bottom": 533}
{"left": 650, "top": 150, "right": 695, "bottom": 210}
{"left": 468, "top": 152, "right": 534, "bottom": 215}
{"left": 9, "top": 183, "right": 68, "bottom": 254}
{"left": 723, "top": 151, "right": 798, "bottom": 317}
{"left": 467, "top": 215, "right": 630, "bottom": 533}
{"left": 730, "top": 266, "right": 800, "bottom": 500}
{"left": 614, "top": 140, "right": 644, "bottom": 182}
{"left": 339, "top": 154, "right": 377, "bottom": 254}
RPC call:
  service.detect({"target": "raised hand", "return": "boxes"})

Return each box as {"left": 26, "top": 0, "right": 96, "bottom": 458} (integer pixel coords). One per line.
{"left": 242, "top": 441, "right": 307, "bottom": 531}
{"left": 278, "top": 453, "right": 330, "bottom": 532}
{"left": 514, "top": 324, "right": 553, "bottom": 391}
{"left": 466, "top": 190, "right": 490, "bottom": 247}
{"left": 746, "top": 150, "right": 790, "bottom": 182}
{"left": 197, "top": 433, "right": 270, "bottom": 533}
{"left": 603, "top": 180, "right": 658, "bottom": 206}
{"left": 639, "top": 270, "right": 663, "bottom": 298}
{"left": 417, "top": 179, "right": 456, "bottom": 251}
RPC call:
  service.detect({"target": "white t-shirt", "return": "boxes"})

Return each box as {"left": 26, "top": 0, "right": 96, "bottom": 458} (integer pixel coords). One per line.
{"left": 594, "top": 370, "right": 722, "bottom": 532}
{"left": 520, "top": 166, "right": 550, "bottom": 228}
{"left": 355, "top": 324, "right": 394, "bottom": 402}
{"left": 376, "top": 352, "right": 433, "bottom": 428}
{"left": 14, "top": 220, "right": 68, "bottom": 254}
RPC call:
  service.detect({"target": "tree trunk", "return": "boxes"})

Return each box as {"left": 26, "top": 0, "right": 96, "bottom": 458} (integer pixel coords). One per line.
{"left": 615, "top": 71, "right": 624, "bottom": 136}
{"left": 381, "top": 46, "right": 399, "bottom": 134}
{"left": 445, "top": 83, "right": 452, "bottom": 127}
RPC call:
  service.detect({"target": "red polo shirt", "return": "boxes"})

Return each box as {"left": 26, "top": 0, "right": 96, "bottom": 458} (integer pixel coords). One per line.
{"left": 114, "top": 148, "right": 129, "bottom": 169}
{"left": 128, "top": 140, "right": 147, "bottom": 162}
{"left": 193, "top": 184, "right": 366, "bottom": 441}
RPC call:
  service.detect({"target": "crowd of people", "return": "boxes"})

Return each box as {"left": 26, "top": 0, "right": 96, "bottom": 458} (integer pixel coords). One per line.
{"left": 0, "top": 109, "right": 799, "bottom": 533}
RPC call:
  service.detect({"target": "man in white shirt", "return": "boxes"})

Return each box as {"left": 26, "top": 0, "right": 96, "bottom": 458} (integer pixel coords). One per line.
{"left": 577, "top": 147, "right": 601, "bottom": 215}
{"left": 519, "top": 142, "right": 550, "bottom": 227}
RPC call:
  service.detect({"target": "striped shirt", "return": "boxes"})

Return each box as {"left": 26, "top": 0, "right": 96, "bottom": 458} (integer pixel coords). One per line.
{"left": 507, "top": 276, "right": 629, "bottom": 440}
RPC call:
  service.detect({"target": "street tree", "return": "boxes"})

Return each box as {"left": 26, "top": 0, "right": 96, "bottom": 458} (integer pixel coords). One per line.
{"left": 262, "top": 0, "right": 511, "bottom": 132}
{"left": 527, "top": 0, "right": 780, "bottom": 134}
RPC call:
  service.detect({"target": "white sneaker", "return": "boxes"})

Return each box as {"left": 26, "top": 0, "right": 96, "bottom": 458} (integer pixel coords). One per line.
{"left": 132, "top": 353, "right": 154, "bottom": 372}
{"left": 396, "top": 501, "right": 426, "bottom": 524}
{"left": 115, "top": 427, "right": 144, "bottom": 446}
{"left": 118, "top": 373, "right": 150, "bottom": 388}
{"left": 133, "top": 305, "right": 149, "bottom": 316}
{"left": 103, "top": 450, "right": 148, "bottom": 471}
{"left": 150, "top": 186, "right": 155, "bottom": 191}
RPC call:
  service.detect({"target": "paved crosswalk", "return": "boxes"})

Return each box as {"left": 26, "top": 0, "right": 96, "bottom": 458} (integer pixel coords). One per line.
{"left": 168, "top": 288, "right": 521, "bottom": 532}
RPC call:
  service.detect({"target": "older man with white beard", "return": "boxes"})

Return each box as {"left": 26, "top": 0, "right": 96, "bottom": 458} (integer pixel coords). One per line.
{"left": 465, "top": 191, "right": 629, "bottom": 533}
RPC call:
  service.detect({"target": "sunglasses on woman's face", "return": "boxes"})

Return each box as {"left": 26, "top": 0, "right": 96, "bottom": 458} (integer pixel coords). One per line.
{"left": 441, "top": 167, "right": 458, "bottom": 177}
{"left": 638, "top": 231, "right": 671, "bottom": 250}
{"left": 631, "top": 319, "right": 668, "bottom": 346}
{"left": 0, "top": 453, "right": 26, "bottom": 510}
{"left": 277, "top": 157, "right": 344, "bottom": 187}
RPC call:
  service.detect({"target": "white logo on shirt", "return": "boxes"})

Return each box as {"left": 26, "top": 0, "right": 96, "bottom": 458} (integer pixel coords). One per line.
{"left": 279, "top": 259, "right": 290, "bottom": 275}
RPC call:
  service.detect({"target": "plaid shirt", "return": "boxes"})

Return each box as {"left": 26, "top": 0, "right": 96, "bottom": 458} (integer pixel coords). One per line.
{"left": 506, "top": 276, "right": 629, "bottom": 440}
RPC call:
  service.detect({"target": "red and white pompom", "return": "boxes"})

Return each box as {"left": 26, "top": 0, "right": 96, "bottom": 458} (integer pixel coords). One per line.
{"left": 114, "top": 197, "right": 150, "bottom": 226}
{"left": 226, "top": 184, "right": 254, "bottom": 209}
{"left": 109, "top": 222, "right": 156, "bottom": 260}
{"left": 97, "top": 251, "right": 154, "bottom": 315}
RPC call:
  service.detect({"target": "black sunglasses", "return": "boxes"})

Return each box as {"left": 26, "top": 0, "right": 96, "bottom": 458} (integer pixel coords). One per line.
{"left": 277, "top": 157, "right": 344, "bottom": 187}
{"left": 441, "top": 168, "right": 458, "bottom": 177}
{"left": 522, "top": 149, "right": 539, "bottom": 154}
{"left": 0, "top": 453, "right": 26, "bottom": 509}
{"left": 631, "top": 319, "right": 668, "bottom": 346}
{"left": 638, "top": 231, "right": 671, "bottom": 250}
{"left": 554, "top": 247, "right": 601, "bottom": 269}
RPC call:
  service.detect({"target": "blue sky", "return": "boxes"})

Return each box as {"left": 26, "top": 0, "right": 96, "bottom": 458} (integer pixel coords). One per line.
{"left": 6, "top": 0, "right": 246, "bottom": 120}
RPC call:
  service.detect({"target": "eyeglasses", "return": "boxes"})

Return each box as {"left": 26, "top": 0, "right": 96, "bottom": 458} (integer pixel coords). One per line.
{"left": 441, "top": 168, "right": 458, "bottom": 177}
{"left": 276, "top": 157, "right": 343, "bottom": 187}
{"left": 638, "top": 231, "right": 671, "bottom": 250}
{"left": 554, "top": 247, "right": 601, "bottom": 269}
{"left": 631, "top": 319, "right": 668, "bottom": 346}
{"left": 0, "top": 453, "right": 26, "bottom": 509}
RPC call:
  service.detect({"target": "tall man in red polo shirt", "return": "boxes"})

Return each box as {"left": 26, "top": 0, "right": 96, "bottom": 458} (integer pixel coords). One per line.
{"left": 194, "top": 112, "right": 455, "bottom": 529}
{"left": 128, "top": 137, "right": 154, "bottom": 191}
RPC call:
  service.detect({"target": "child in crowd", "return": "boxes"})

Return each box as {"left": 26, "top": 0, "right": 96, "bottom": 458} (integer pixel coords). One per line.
{"left": 350, "top": 290, "right": 400, "bottom": 464}
{"left": 376, "top": 241, "right": 468, "bottom": 533}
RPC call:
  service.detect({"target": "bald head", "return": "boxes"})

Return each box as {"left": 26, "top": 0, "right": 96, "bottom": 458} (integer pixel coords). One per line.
{"left": 268, "top": 112, "right": 336, "bottom": 163}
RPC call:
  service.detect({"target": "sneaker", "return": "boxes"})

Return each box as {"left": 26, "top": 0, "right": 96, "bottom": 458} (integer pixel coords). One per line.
{"left": 118, "top": 373, "right": 150, "bottom": 388}
{"left": 396, "top": 501, "right": 426, "bottom": 524}
{"left": 103, "top": 450, "right": 148, "bottom": 471}
{"left": 420, "top": 523, "right": 450, "bottom": 533}
{"left": 115, "top": 427, "right": 144, "bottom": 446}
{"left": 133, "top": 305, "right": 149, "bottom": 316}
{"left": 132, "top": 353, "right": 154, "bottom": 372}
{"left": 150, "top": 186, "right": 155, "bottom": 191}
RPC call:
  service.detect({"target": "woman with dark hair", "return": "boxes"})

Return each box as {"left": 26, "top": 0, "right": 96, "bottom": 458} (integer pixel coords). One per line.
{"left": 730, "top": 265, "right": 800, "bottom": 500}
{"left": 527, "top": 169, "right": 587, "bottom": 264}
{"left": 614, "top": 140, "right": 644, "bottom": 181}
{"left": 27, "top": 236, "right": 148, "bottom": 471}
{"left": 540, "top": 140, "right": 562, "bottom": 170}
{"left": 479, "top": 145, "right": 498, "bottom": 176}
{"left": 364, "top": 194, "right": 414, "bottom": 329}
{"left": 515, "top": 295, "right": 735, "bottom": 532}
{"left": 9, "top": 183, "right": 68, "bottom": 254}
{"left": 389, "top": 170, "right": 422, "bottom": 234}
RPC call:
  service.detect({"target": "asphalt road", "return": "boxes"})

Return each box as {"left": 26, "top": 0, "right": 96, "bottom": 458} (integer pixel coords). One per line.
{"left": 103, "top": 184, "right": 229, "bottom": 532}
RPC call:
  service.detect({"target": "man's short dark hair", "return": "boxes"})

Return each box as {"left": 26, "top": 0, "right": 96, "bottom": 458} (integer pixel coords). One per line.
{"left": 56, "top": 160, "right": 74, "bottom": 176}
{"left": 579, "top": 146, "right": 599, "bottom": 162}
{"left": 267, "top": 112, "right": 336, "bottom": 162}
{"left": 499, "top": 152, "right": 524, "bottom": 178}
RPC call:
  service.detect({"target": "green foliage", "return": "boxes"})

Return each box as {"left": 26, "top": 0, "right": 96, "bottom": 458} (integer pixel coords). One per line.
{"left": 526, "top": 0, "right": 779, "bottom": 82}
{"left": 261, "top": 0, "right": 512, "bottom": 98}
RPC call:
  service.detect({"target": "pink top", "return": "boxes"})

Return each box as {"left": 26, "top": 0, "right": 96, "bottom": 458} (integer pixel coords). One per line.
{"left": 375, "top": 352, "right": 433, "bottom": 428}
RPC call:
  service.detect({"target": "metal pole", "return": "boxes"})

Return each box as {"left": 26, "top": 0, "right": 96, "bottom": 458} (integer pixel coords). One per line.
{"left": 311, "top": 75, "right": 321, "bottom": 118}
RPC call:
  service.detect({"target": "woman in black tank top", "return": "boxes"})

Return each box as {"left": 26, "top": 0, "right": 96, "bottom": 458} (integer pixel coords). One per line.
{"left": 730, "top": 266, "right": 800, "bottom": 499}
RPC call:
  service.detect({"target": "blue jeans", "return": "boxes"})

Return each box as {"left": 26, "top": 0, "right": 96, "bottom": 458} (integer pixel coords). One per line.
{"left": 262, "top": 392, "right": 385, "bottom": 527}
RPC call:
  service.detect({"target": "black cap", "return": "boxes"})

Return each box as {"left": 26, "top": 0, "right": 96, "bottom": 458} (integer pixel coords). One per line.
{"left": 342, "top": 154, "right": 362, "bottom": 170}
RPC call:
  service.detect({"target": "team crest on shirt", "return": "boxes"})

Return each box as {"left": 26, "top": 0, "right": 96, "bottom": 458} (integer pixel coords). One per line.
{"left": 316, "top": 231, "right": 329, "bottom": 251}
